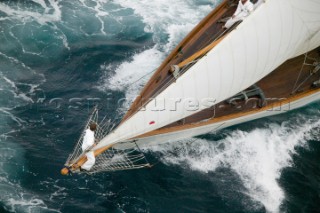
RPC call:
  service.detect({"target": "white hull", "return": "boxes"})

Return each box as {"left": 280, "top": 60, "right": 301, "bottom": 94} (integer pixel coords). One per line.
{"left": 124, "top": 90, "right": 320, "bottom": 149}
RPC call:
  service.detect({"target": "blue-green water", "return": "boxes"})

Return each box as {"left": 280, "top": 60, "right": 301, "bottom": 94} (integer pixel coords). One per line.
{"left": 0, "top": 0, "right": 320, "bottom": 212}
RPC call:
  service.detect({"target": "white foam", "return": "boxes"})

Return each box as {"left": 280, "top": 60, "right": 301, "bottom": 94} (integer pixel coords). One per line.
{"left": 0, "top": 69, "right": 45, "bottom": 107}
{"left": 79, "top": 0, "right": 110, "bottom": 35}
{"left": 99, "top": 0, "right": 216, "bottom": 110}
{"left": 112, "top": 0, "right": 213, "bottom": 53}
{"left": 150, "top": 116, "right": 320, "bottom": 212}
{"left": 51, "top": 25, "right": 70, "bottom": 50}
{"left": 32, "top": 0, "right": 48, "bottom": 11}
{"left": 0, "top": 51, "right": 35, "bottom": 73}
{"left": 164, "top": 22, "right": 198, "bottom": 53}
{"left": 98, "top": 47, "right": 163, "bottom": 106}
{"left": 0, "top": 108, "right": 26, "bottom": 126}
{"left": 0, "top": 0, "right": 70, "bottom": 50}
{"left": 113, "top": 0, "right": 213, "bottom": 44}
{"left": 7, "top": 198, "right": 44, "bottom": 212}
{"left": 49, "top": 185, "right": 67, "bottom": 201}
{"left": 2, "top": 76, "right": 34, "bottom": 103}
{"left": 5, "top": 197, "right": 61, "bottom": 213}
{"left": 0, "top": 0, "right": 62, "bottom": 25}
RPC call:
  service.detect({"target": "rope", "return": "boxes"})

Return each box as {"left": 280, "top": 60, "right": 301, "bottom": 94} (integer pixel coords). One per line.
{"left": 124, "top": 68, "right": 157, "bottom": 89}
{"left": 89, "top": 141, "right": 151, "bottom": 173}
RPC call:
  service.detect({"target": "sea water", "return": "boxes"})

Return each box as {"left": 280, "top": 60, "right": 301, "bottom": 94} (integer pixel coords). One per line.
{"left": 0, "top": 0, "right": 319, "bottom": 212}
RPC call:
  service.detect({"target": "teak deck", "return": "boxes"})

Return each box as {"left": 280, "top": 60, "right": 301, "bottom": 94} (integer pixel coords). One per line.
{"left": 122, "top": 0, "right": 320, "bottom": 139}
{"left": 121, "top": 0, "right": 233, "bottom": 122}
{"left": 136, "top": 49, "right": 320, "bottom": 139}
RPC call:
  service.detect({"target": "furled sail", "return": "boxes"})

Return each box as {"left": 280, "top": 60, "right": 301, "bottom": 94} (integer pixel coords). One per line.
{"left": 94, "top": 0, "right": 320, "bottom": 150}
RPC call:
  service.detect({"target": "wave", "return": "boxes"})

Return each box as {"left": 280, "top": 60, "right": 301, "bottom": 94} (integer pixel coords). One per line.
{"left": 0, "top": 0, "right": 68, "bottom": 52}
{"left": 78, "top": 0, "right": 110, "bottom": 35}
{"left": 97, "top": 46, "right": 163, "bottom": 109}
{"left": 113, "top": 0, "right": 214, "bottom": 50}
{"left": 149, "top": 112, "right": 320, "bottom": 212}
{"left": 98, "top": 0, "right": 217, "bottom": 110}
{"left": 0, "top": 0, "right": 62, "bottom": 25}
{"left": 0, "top": 137, "right": 60, "bottom": 213}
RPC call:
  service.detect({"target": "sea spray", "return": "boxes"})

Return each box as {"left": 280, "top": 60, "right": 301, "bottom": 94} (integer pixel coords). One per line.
{"left": 98, "top": 0, "right": 217, "bottom": 109}
{"left": 149, "top": 115, "right": 320, "bottom": 212}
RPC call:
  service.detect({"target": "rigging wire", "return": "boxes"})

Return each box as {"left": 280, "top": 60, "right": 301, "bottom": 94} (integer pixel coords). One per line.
{"left": 291, "top": 52, "right": 320, "bottom": 94}
{"left": 291, "top": 52, "right": 309, "bottom": 94}
{"left": 120, "top": 22, "right": 240, "bottom": 122}
{"left": 124, "top": 67, "right": 157, "bottom": 89}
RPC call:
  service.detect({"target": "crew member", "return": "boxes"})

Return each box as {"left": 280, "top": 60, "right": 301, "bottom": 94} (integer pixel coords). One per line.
{"left": 82, "top": 123, "right": 97, "bottom": 152}
{"left": 81, "top": 123, "right": 97, "bottom": 171}
{"left": 224, "top": 0, "right": 254, "bottom": 29}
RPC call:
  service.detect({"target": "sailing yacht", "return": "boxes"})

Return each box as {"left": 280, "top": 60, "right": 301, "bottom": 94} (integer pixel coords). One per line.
{"left": 62, "top": 0, "right": 320, "bottom": 174}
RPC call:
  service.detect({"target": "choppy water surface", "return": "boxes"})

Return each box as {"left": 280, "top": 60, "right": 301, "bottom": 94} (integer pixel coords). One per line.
{"left": 0, "top": 1, "right": 319, "bottom": 212}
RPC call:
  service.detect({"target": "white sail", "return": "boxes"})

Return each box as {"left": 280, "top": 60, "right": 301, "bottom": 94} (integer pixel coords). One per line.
{"left": 95, "top": 0, "right": 320, "bottom": 150}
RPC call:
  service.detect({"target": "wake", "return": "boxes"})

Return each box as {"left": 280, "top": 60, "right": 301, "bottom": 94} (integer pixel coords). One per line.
{"left": 149, "top": 112, "right": 320, "bottom": 212}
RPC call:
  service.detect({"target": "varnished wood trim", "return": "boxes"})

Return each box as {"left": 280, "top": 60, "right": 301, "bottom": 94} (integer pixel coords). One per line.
{"left": 120, "top": 0, "right": 229, "bottom": 123}
{"left": 133, "top": 88, "right": 320, "bottom": 139}
{"left": 177, "top": 35, "right": 226, "bottom": 68}
{"left": 64, "top": 144, "right": 113, "bottom": 172}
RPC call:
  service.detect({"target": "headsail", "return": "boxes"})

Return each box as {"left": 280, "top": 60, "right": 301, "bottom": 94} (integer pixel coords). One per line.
{"left": 95, "top": 0, "right": 320, "bottom": 150}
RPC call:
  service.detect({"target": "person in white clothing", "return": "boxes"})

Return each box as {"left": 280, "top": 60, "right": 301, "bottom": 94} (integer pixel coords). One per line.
{"left": 81, "top": 123, "right": 97, "bottom": 152}
{"left": 81, "top": 123, "right": 97, "bottom": 171}
{"left": 224, "top": 0, "right": 254, "bottom": 29}
{"left": 60, "top": 123, "right": 98, "bottom": 175}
